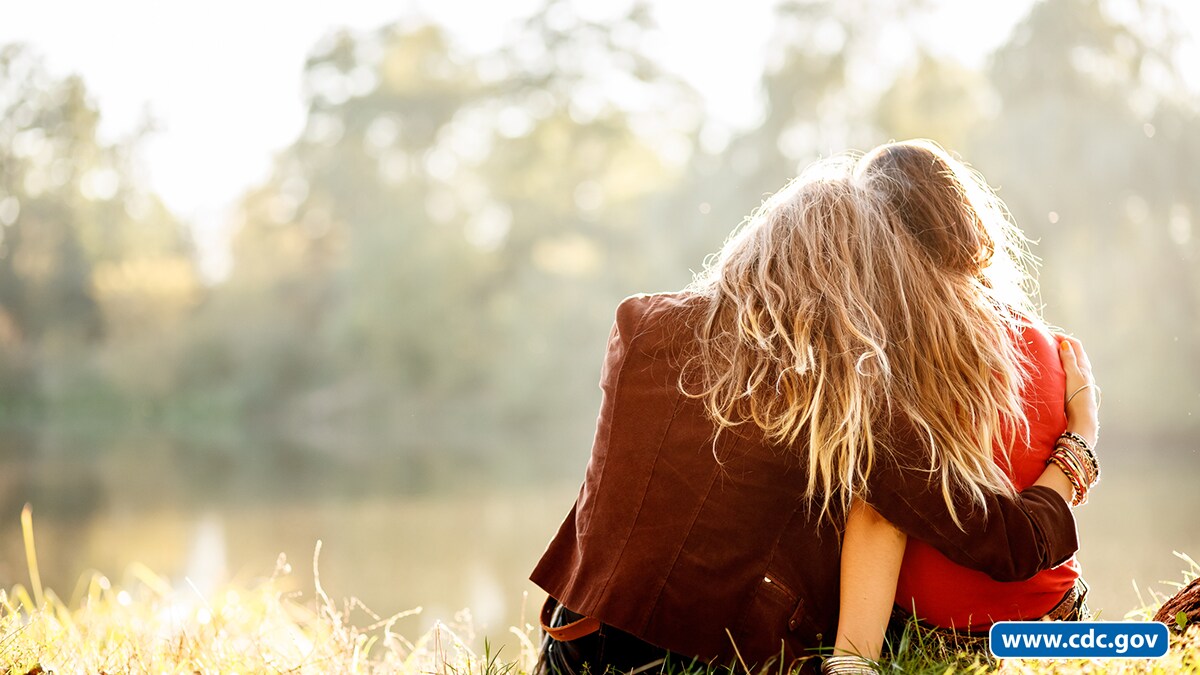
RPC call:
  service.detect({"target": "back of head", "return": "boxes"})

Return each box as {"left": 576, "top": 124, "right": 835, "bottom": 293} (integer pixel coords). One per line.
{"left": 688, "top": 142, "right": 1039, "bottom": 524}
{"left": 856, "top": 139, "right": 1033, "bottom": 304}
{"left": 854, "top": 140, "right": 1042, "bottom": 520}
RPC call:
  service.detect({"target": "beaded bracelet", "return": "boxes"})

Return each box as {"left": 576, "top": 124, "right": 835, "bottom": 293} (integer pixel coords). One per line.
{"left": 822, "top": 654, "right": 879, "bottom": 675}
{"left": 1060, "top": 432, "right": 1101, "bottom": 479}
{"left": 1056, "top": 434, "right": 1100, "bottom": 487}
{"left": 1047, "top": 432, "right": 1100, "bottom": 507}
{"left": 1048, "top": 452, "right": 1088, "bottom": 506}
{"left": 1052, "top": 446, "right": 1096, "bottom": 506}
{"left": 1057, "top": 443, "right": 1093, "bottom": 488}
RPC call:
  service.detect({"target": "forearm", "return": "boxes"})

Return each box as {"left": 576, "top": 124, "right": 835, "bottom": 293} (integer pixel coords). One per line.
{"left": 1034, "top": 404, "right": 1100, "bottom": 504}
{"left": 833, "top": 498, "right": 908, "bottom": 660}
{"left": 1037, "top": 335, "right": 1102, "bottom": 507}
{"left": 1035, "top": 425, "right": 1099, "bottom": 509}
{"left": 1033, "top": 463, "right": 1074, "bottom": 503}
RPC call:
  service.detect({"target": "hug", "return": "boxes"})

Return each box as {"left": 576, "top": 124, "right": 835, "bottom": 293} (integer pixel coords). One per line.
{"left": 530, "top": 140, "right": 1100, "bottom": 674}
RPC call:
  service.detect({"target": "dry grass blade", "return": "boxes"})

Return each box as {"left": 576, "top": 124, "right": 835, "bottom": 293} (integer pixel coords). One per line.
{"left": 21, "top": 504, "right": 44, "bottom": 609}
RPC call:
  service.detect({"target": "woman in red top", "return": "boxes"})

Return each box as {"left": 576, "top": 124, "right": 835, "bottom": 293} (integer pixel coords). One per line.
{"left": 894, "top": 320, "right": 1082, "bottom": 628}
{"left": 830, "top": 140, "right": 1100, "bottom": 672}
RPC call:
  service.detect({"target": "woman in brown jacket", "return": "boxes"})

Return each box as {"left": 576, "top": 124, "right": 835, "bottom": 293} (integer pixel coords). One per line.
{"left": 531, "top": 149, "right": 1095, "bottom": 674}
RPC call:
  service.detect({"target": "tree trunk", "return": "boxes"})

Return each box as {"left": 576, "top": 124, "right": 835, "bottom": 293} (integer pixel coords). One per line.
{"left": 1153, "top": 577, "right": 1200, "bottom": 632}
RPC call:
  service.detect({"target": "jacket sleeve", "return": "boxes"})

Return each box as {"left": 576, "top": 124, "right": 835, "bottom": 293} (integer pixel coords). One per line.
{"left": 864, "top": 429, "right": 1078, "bottom": 582}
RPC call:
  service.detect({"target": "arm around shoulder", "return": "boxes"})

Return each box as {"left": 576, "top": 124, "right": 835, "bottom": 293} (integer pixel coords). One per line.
{"left": 865, "top": 438, "right": 1078, "bottom": 583}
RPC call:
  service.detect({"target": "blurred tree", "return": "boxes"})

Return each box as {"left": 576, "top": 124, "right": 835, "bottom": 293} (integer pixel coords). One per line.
{"left": 2, "top": 0, "right": 1195, "bottom": 461}
{"left": 0, "top": 45, "right": 200, "bottom": 418}
{"left": 211, "top": 23, "right": 488, "bottom": 435}
{"left": 968, "top": 0, "right": 1200, "bottom": 435}
{"left": 213, "top": 3, "right": 703, "bottom": 461}
{"left": 658, "top": 0, "right": 940, "bottom": 274}
{"left": 0, "top": 47, "right": 104, "bottom": 348}
{"left": 472, "top": 0, "right": 703, "bottom": 434}
{"left": 874, "top": 51, "right": 992, "bottom": 151}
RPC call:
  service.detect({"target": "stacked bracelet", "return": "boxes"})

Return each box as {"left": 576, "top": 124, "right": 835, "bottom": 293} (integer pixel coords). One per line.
{"left": 822, "top": 655, "right": 878, "bottom": 675}
{"left": 1060, "top": 432, "right": 1100, "bottom": 477}
{"left": 1047, "top": 432, "right": 1100, "bottom": 507}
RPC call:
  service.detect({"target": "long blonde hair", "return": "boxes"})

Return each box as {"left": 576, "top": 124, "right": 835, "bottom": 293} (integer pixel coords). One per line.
{"left": 685, "top": 140, "right": 1039, "bottom": 525}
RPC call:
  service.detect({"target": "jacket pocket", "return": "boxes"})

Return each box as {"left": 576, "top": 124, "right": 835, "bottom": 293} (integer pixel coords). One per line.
{"left": 728, "top": 574, "right": 799, "bottom": 669}
{"left": 786, "top": 596, "right": 824, "bottom": 643}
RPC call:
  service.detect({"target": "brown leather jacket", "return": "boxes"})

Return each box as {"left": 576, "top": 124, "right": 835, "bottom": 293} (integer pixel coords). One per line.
{"left": 531, "top": 292, "right": 1077, "bottom": 669}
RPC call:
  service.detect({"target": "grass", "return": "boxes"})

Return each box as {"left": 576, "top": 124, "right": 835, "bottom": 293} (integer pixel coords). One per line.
{"left": 878, "top": 592, "right": 1200, "bottom": 674}
{"left": 1, "top": 505, "right": 540, "bottom": 674}
{"left": 2, "top": 506, "right": 1198, "bottom": 674}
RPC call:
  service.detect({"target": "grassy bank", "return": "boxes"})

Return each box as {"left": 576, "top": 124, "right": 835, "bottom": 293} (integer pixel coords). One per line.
{"left": 2, "top": 508, "right": 1198, "bottom": 673}
{"left": 5, "top": 573, "right": 1198, "bottom": 675}
{"left": 1, "top": 540, "right": 539, "bottom": 674}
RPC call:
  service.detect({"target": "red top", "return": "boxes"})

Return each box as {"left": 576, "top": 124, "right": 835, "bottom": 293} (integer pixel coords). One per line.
{"left": 894, "top": 321, "right": 1080, "bottom": 630}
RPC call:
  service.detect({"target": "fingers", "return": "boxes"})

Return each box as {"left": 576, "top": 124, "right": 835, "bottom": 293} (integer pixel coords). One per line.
{"left": 1055, "top": 334, "right": 1094, "bottom": 383}
{"left": 1061, "top": 335, "right": 1092, "bottom": 371}
{"left": 1055, "top": 334, "right": 1100, "bottom": 440}
{"left": 1058, "top": 338, "right": 1080, "bottom": 378}
{"left": 1058, "top": 339, "right": 1074, "bottom": 361}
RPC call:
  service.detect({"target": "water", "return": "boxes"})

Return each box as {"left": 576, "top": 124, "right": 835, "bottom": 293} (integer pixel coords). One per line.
{"left": 0, "top": 430, "right": 1196, "bottom": 654}
{"left": 0, "top": 429, "right": 582, "bottom": 649}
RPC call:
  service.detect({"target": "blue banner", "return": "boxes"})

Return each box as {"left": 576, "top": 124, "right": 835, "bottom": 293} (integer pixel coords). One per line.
{"left": 989, "top": 621, "right": 1169, "bottom": 658}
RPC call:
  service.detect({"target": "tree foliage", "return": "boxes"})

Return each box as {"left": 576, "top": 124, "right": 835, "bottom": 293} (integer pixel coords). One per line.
{"left": 0, "top": 45, "right": 199, "bottom": 412}
{"left": 1, "top": 0, "right": 1197, "bottom": 458}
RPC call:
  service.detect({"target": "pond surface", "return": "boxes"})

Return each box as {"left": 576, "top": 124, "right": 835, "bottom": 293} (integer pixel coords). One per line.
{"left": 0, "top": 429, "right": 1196, "bottom": 654}
{"left": 0, "top": 429, "right": 581, "bottom": 652}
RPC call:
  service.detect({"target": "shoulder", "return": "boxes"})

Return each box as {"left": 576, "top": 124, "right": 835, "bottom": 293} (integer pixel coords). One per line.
{"left": 1009, "top": 312, "right": 1063, "bottom": 364}
{"left": 1000, "top": 308, "right": 1060, "bottom": 357}
{"left": 614, "top": 291, "right": 707, "bottom": 341}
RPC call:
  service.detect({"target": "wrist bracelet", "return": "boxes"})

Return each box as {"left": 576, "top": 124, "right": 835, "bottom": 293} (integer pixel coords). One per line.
{"left": 1067, "top": 383, "right": 1102, "bottom": 408}
{"left": 1048, "top": 432, "right": 1101, "bottom": 507}
{"left": 1058, "top": 433, "right": 1100, "bottom": 484}
{"left": 1049, "top": 453, "right": 1086, "bottom": 506}
{"left": 822, "top": 654, "right": 878, "bottom": 675}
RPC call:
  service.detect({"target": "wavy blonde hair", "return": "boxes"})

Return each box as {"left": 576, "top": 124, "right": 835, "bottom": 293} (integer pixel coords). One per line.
{"left": 685, "top": 140, "right": 1039, "bottom": 525}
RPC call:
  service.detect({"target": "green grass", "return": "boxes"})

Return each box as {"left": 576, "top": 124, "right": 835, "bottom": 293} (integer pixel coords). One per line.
{"left": 2, "top": 507, "right": 1198, "bottom": 674}
{"left": 877, "top": 612, "right": 1200, "bottom": 674}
